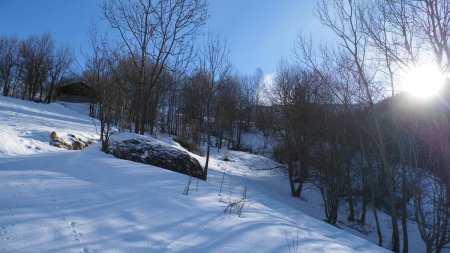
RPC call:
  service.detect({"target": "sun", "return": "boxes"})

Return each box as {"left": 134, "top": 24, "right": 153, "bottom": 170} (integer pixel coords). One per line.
{"left": 399, "top": 64, "right": 446, "bottom": 98}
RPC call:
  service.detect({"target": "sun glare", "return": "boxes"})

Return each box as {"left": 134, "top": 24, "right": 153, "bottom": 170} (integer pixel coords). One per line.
{"left": 400, "top": 64, "right": 445, "bottom": 98}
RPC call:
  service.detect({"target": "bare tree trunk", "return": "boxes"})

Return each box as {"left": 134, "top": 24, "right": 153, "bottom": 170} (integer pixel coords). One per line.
{"left": 360, "top": 190, "right": 367, "bottom": 225}
{"left": 203, "top": 93, "right": 213, "bottom": 180}
{"left": 203, "top": 114, "right": 211, "bottom": 180}
{"left": 388, "top": 170, "right": 400, "bottom": 252}
{"left": 361, "top": 167, "right": 369, "bottom": 226}
{"left": 46, "top": 81, "right": 55, "bottom": 103}
{"left": 371, "top": 180, "right": 383, "bottom": 247}
{"left": 347, "top": 160, "right": 355, "bottom": 222}
{"left": 347, "top": 193, "right": 355, "bottom": 222}
{"left": 2, "top": 80, "right": 10, "bottom": 96}
{"left": 401, "top": 165, "right": 408, "bottom": 253}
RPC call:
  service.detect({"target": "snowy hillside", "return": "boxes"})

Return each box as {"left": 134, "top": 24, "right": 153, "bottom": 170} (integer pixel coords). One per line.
{"left": 0, "top": 96, "right": 390, "bottom": 252}
{"left": 0, "top": 96, "right": 98, "bottom": 157}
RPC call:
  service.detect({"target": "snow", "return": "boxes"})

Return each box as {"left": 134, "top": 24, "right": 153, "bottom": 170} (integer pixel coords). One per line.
{"left": 240, "top": 128, "right": 274, "bottom": 157}
{"left": 0, "top": 96, "right": 392, "bottom": 252}
{"left": 0, "top": 97, "right": 98, "bottom": 157}
{"left": 57, "top": 101, "right": 91, "bottom": 117}
{"left": 233, "top": 132, "right": 427, "bottom": 253}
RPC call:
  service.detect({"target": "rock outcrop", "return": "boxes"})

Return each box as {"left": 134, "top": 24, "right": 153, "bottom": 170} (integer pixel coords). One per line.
{"left": 49, "top": 131, "right": 96, "bottom": 150}
{"left": 109, "top": 138, "right": 205, "bottom": 180}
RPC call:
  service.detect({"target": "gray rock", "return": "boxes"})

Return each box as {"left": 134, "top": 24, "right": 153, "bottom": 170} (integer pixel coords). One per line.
{"left": 109, "top": 138, "right": 205, "bottom": 180}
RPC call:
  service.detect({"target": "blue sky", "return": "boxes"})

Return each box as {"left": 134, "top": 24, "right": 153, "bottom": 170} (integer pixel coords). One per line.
{"left": 205, "top": 0, "right": 323, "bottom": 75}
{"left": 0, "top": 0, "right": 325, "bottom": 76}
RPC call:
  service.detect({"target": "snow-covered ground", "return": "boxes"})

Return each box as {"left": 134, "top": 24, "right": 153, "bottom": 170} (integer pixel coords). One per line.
{"left": 0, "top": 97, "right": 98, "bottom": 157}
{"left": 0, "top": 96, "right": 398, "bottom": 252}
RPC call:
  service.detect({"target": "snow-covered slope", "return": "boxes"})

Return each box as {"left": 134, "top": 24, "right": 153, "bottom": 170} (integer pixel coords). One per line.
{"left": 0, "top": 96, "right": 98, "bottom": 157}
{"left": 0, "top": 96, "right": 390, "bottom": 252}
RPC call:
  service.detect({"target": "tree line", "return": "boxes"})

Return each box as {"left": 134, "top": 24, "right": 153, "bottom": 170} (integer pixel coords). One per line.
{"left": 268, "top": 1, "right": 449, "bottom": 253}
{"left": 0, "top": 32, "right": 74, "bottom": 102}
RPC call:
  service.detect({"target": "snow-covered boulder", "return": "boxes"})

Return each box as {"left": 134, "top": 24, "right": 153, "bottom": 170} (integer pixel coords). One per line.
{"left": 49, "top": 131, "right": 96, "bottom": 150}
{"left": 109, "top": 137, "right": 204, "bottom": 180}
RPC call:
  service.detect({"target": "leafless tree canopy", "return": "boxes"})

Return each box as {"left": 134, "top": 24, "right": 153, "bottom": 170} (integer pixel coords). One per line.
{"left": 101, "top": 0, "right": 208, "bottom": 135}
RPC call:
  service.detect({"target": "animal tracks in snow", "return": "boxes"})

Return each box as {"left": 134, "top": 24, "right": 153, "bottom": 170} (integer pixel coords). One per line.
{"left": 0, "top": 178, "right": 24, "bottom": 242}
{"left": 0, "top": 225, "right": 10, "bottom": 241}
{"left": 70, "top": 221, "right": 84, "bottom": 243}
{"left": 39, "top": 177, "right": 86, "bottom": 247}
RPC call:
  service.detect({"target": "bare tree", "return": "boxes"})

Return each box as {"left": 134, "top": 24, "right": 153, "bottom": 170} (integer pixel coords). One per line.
{"left": 201, "top": 31, "right": 230, "bottom": 180}
{"left": 398, "top": 99, "right": 450, "bottom": 253}
{"left": 180, "top": 69, "right": 210, "bottom": 145}
{"left": 410, "top": 0, "right": 450, "bottom": 72}
{"left": 271, "top": 62, "right": 328, "bottom": 198}
{"left": 215, "top": 75, "right": 239, "bottom": 150}
{"left": 316, "top": 0, "right": 403, "bottom": 251}
{"left": 0, "top": 35, "right": 19, "bottom": 97}
{"left": 312, "top": 108, "right": 352, "bottom": 225}
{"left": 362, "top": 1, "right": 450, "bottom": 252}
{"left": 18, "top": 33, "right": 54, "bottom": 101}
{"left": 83, "top": 29, "right": 119, "bottom": 152}
{"left": 46, "top": 45, "right": 74, "bottom": 103}
{"left": 412, "top": 171, "right": 450, "bottom": 253}
{"left": 102, "top": 0, "right": 207, "bottom": 135}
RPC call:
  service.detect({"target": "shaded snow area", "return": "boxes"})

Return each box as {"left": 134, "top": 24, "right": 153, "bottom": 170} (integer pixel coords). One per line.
{"left": 240, "top": 129, "right": 274, "bottom": 157}
{"left": 0, "top": 96, "right": 390, "bottom": 252}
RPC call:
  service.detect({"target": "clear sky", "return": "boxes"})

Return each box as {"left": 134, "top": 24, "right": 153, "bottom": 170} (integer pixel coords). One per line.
{"left": 204, "top": 0, "right": 323, "bottom": 75}
{"left": 0, "top": 0, "right": 325, "bottom": 76}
